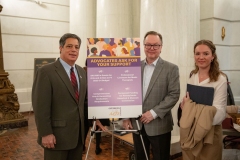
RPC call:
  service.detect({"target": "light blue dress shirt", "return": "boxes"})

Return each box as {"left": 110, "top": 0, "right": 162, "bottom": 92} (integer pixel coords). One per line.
{"left": 59, "top": 58, "right": 80, "bottom": 90}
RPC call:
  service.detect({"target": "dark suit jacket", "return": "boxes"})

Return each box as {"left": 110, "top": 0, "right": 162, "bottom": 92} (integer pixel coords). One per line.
{"left": 32, "top": 59, "right": 87, "bottom": 150}
{"left": 131, "top": 57, "right": 180, "bottom": 136}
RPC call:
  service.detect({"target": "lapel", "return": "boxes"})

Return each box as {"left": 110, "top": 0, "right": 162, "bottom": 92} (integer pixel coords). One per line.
{"left": 54, "top": 59, "right": 78, "bottom": 104}
{"left": 143, "top": 57, "right": 164, "bottom": 102}
{"left": 76, "top": 65, "right": 85, "bottom": 104}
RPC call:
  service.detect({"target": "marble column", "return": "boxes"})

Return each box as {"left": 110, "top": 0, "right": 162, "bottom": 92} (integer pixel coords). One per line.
{"left": 140, "top": 0, "right": 200, "bottom": 136}
{"left": 132, "top": 0, "right": 140, "bottom": 38}
{"left": 96, "top": 0, "right": 140, "bottom": 37}
{"left": 69, "top": 0, "right": 96, "bottom": 66}
{"left": 200, "top": 0, "right": 240, "bottom": 105}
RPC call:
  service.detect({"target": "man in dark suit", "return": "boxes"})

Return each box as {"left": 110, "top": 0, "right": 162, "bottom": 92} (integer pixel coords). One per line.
{"left": 123, "top": 31, "right": 180, "bottom": 160}
{"left": 32, "top": 33, "right": 87, "bottom": 160}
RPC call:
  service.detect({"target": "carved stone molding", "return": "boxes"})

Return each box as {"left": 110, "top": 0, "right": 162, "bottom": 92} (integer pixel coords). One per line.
{"left": 0, "top": 75, "right": 28, "bottom": 129}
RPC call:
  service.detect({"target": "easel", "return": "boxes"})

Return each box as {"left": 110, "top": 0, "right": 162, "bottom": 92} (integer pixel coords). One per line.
{"left": 85, "top": 116, "right": 149, "bottom": 160}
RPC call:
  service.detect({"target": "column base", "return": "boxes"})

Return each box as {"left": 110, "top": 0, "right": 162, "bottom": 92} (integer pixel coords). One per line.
{"left": 0, "top": 118, "right": 28, "bottom": 130}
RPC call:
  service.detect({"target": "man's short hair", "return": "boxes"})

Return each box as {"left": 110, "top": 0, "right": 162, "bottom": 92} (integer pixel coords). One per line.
{"left": 143, "top": 31, "right": 163, "bottom": 44}
{"left": 59, "top": 33, "right": 81, "bottom": 47}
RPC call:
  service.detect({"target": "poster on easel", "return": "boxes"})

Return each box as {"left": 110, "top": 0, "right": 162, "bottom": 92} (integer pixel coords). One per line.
{"left": 87, "top": 38, "right": 142, "bottom": 119}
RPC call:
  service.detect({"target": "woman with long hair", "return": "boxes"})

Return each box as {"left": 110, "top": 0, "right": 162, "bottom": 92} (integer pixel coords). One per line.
{"left": 180, "top": 40, "right": 227, "bottom": 160}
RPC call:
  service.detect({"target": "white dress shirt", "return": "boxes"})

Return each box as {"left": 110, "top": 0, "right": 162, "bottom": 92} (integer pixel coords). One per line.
{"left": 188, "top": 72, "right": 227, "bottom": 125}
{"left": 143, "top": 57, "right": 160, "bottom": 119}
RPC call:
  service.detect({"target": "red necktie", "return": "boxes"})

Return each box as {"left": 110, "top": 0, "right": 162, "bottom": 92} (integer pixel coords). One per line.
{"left": 70, "top": 67, "right": 79, "bottom": 101}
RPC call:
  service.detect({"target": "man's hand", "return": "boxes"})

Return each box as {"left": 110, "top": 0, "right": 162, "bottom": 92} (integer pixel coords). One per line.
{"left": 140, "top": 111, "right": 154, "bottom": 124}
{"left": 42, "top": 134, "right": 56, "bottom": 149}
{"left": 123, "top": 119, "right": 133, "bottom": 130}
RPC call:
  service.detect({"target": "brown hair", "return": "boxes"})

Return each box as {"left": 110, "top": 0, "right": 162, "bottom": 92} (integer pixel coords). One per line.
{"left": 143, "top": 31, "right": 163, "bottom": 44}
{"left": 192, "top": 40, "right": 224, "bottom": 82}
{"left": 59, "top": 33, "right": 81, "bottom": 47}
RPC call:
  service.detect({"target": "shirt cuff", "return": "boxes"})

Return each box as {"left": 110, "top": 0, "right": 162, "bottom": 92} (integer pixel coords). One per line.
{"left": 150, "top": 109, "right": 158, "bottom": 119}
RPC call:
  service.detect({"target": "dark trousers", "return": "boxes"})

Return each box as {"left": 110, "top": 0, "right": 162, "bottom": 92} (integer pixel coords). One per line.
{"left": 95, "top": 119, "right": 109, "bottom": 149}
{"left": 95, "top": 132, "right": 101, "bottom": 149}
{"left": 132, "top": 126, "right": 171, "bottom": 160}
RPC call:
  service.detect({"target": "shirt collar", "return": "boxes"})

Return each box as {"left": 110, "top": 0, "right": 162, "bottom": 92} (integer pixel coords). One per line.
{"left": 144, "top": 57, "right": 159, "bottom": 66}
{"left": 59, "top": 58, "right": 76, "bottom": 71}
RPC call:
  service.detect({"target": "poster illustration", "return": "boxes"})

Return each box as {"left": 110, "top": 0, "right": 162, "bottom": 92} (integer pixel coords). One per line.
{"left": 87, "top": 38, "right": 142, "bottom": 119}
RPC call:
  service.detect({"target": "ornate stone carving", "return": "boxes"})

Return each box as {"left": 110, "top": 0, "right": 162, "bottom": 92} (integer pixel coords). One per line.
{"left": 0, "top": 76, "right": 27, "bottom": 128}
{"left": 0, "top": 78, "right": 15, "bottom": 94}
{"left": 0, "top": 5, "right": 28, "bottom": 130}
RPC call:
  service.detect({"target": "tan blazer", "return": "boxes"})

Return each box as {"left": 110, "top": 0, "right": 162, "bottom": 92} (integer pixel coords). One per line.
{"left": 131, "top": 57, "right": 180, "bottom": 136}
{"left": 32, "top": 59, "right": 87, "bottom": 150}
{"left": 180, "top": 100, "right": 216, "bottom": 156}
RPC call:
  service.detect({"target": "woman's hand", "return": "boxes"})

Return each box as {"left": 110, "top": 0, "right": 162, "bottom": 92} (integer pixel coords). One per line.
{"left": 123, "top": 119, "right": 133, "bottom": 130}
{"left": 95, "top": 120, "right": 108, "bottom": 131}
{"left": 180, "top": 92, "right": 190, "bottom": 109}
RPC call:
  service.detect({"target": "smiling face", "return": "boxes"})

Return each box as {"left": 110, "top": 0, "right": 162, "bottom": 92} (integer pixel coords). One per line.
{"left": 144, "top": 34, "right": 162, "bottom": 64}
{"left": 194, "top": 44, "right": 214, "bottom": 70}
{"left": 60, "top": 38, "right": 80, "bottom": 66}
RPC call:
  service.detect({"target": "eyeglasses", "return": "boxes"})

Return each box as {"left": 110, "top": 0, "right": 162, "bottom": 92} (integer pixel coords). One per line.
{"left": 144, "top": 44, "right": 161, "bottom": 50}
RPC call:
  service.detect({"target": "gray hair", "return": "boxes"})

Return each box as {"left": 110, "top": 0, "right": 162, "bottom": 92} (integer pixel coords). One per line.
{"left": 59, "top": 33, "right": 81, "bottom": 47}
